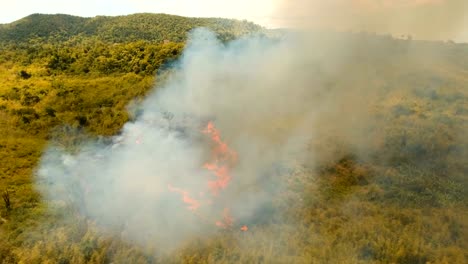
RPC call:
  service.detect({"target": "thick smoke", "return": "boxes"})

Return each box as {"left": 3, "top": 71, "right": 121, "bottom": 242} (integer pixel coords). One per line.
{"left": 36, "top": 29, "right": 382, "bottom": 251}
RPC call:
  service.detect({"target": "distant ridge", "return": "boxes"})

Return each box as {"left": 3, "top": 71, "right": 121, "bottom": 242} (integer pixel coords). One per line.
{"left": 0, "top": 13, "right": 263, "bottom": 44}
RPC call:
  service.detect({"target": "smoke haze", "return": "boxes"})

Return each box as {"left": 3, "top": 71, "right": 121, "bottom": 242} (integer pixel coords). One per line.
{"left": 35, "top": 22, "right": 468, "bottom": 256}
{"left": 36, "top": 28, "right": 384, "bottom": 251}
{"left": 273, "top": 0, "right": 468, "bottom": 42}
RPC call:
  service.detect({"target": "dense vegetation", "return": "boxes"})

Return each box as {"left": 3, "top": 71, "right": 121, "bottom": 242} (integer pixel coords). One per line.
{"left": 0, "top": 13, "right": 262, "bottom": 44}
{"left": 0, "top": 14, "right": 467, "bottom": 263}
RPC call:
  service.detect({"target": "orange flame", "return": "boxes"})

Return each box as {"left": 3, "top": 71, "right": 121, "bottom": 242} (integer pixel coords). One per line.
{"left": 167, "top": 184, "right": 200, "bottom": 211}
{"left": 202, "top": 122, "right": 237, "bottom": 163}
{"left": 240, "top": 225, "right": 248, "bottom": 231}
{"left": 202, "top": 122, "right": 237, "bottom": 195}
{"left": 203, "top": 163, "right": 231, "bottom": 195}
{"left": 168, "top": 121, "right": 239, "bottom": 229}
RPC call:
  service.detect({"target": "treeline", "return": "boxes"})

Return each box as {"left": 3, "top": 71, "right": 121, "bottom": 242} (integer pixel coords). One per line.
{"left": 0, "top": 13, "right": 263, "bottom": 45}
{"left": 0, "top": 39, "right": 186, "bottom": 137}
{"left": 0, "top": 40, "right": 184, "bottom": 75}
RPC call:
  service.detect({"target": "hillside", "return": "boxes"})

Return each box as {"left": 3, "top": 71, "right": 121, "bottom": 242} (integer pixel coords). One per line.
{"left": 0, "top": 14, "right": 467, "bottom": 263}
{"left": 0, "top": 13, "right": 263, "bottom": 44}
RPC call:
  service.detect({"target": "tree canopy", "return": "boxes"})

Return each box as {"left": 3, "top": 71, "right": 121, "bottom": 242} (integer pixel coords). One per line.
{"left": 0, "top": 13, "right": 263, "bottom": 44}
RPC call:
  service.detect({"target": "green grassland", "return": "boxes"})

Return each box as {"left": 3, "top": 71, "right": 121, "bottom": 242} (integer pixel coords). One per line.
{"left": 0, "top": 14, "right": 467, "bottom": 263}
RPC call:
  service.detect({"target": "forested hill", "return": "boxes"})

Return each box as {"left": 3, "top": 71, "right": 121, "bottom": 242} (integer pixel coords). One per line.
{"left": 0, "top": 13, "right": 263, "bottom": 44}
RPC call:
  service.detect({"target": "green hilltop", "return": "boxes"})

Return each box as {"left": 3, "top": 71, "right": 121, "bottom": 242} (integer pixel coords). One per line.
{"left": 0, "top": 13, "right": 262, "bottom": 44}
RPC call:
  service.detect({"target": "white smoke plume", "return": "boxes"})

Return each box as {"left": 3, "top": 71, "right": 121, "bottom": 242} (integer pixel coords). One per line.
{"left": 36, "top": 29, "right": 379, "bottom": 251}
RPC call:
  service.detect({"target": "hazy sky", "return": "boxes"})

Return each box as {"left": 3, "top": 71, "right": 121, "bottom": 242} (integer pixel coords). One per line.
{"left": 1, "top": 0, "right": 467, "bottom": 42}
